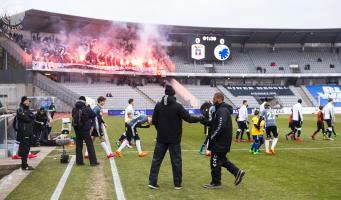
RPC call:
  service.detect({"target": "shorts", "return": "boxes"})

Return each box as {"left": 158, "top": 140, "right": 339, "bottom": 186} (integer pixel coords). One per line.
{"left": 237, "top": 121, "right": 248, "bottom": 130}
{"left": 126, "top": 125, "right": 140, "bottom": 141}
{"left": 91, "top": 126, "right": 104, "bottom": 137}
{"left": 317, "top": 121, "right": 324, "bottom": 130}
{"left": 266, "top": 126, "right": 278, "bottom": 138}
{"left": 292, "top": 120, "right": 302, "bottom": 129}
{"left": 325, "top": 119, "right": 332, "bottom": 127}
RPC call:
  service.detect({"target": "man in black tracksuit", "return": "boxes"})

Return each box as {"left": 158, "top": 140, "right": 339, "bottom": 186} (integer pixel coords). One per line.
{"left": 148, "top": 85, "right": 203, "bottom": 190}
{"left": 203, "top": 92, "right": 245, "bottom": 189}
{"left": 72, "top": 96, "right": 99, "bottom": 166}
{"left": 16, "top": 96, "right": 35, "bottom": 170}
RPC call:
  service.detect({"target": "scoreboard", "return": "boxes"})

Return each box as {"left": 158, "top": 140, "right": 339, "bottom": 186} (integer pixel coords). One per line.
{"left": 190, "top": 35, "right": 231, "bottom": 61}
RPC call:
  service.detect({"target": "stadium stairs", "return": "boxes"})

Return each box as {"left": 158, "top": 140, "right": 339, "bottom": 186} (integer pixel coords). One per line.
{"left": 134, "top": 87, "right": 157, "bottom": 104}
{"left": 33, "top": 73, "right": 78, "bottom": 111}
{"left": 301, "top": 85, "right": 319, "bottom": 106}
{"left": 167, "top": 79, "right": 200, "bottom": 108}
{"left": 216, "top": 85, "right": 236, "bottom": 107}
{"left": 0, "top": 37, "right": 31, "bottom": 68}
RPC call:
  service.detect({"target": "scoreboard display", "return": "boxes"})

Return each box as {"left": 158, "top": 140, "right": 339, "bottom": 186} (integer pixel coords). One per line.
{"left": 190, "top": 36, "right": 231, "bottom": 61}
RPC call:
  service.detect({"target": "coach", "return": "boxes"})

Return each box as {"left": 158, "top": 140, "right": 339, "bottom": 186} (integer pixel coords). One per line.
{"left": 148, "top": 85, "right": 203, "bottom": 190}
{"left": 203, "top": 92, "right": 245, "bottom": 189}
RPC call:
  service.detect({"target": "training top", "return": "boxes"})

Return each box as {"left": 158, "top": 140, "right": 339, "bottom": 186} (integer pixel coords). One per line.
{"left": 128, "top": 114, "right": 148, "bottom": 128}
{"left": 316, "top": 110, "right": 324, "bottom": 122}
{"left": 124, "top": 104, "right": 134, "bottom": 123}
{"left": 261, "top": 108, "right": 277, "bottom": 127}
{"left": 238, "top": 105, "right": 248, "bottom": 122}
{"left": 251, "top": 116, "right": 261, "bottom": 136}
{"left": 259, "top": 102, "right": 267, "bottom": 113}
{"left": 323, "top": 102, "right": 335, "bottom": 120}
{"left": 292, "top": 103, "right": 303, "bottom": 122}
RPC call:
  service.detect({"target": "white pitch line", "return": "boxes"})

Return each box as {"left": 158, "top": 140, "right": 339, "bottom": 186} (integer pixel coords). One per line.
{"left": 50, "top": 155, "right": 75, "bottom": 200}
{"left": 103, "top": 126, "right": 126, "bottom": 200}
{"left": 121, "top": 146, "right": 341, "bottom": 153}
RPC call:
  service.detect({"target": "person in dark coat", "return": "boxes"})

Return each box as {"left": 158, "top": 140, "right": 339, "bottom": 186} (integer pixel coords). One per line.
{"left": 148, "top": 85, "right": 204, "bottom": 190}
{"left": 16, "top": 96, "right": 35, "bottom": 170}
{"left": 203, "top": 92, "right": 245, "bottom": 189}
{"left": 72, "top": 96, "right": 99, "bottom": 166}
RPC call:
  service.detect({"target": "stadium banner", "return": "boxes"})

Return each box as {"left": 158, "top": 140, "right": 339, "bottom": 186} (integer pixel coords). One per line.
{"left": 31, "top": 61, "right": 161, "bottom": 75}
{"left": 306, "top": 85, "right": 341, "bottom": 106}
{"left": 107, "top": 108, "right": 254, "bottom": 116}
{"left": 225, "top": 85, "right": 293, "bottom": 97}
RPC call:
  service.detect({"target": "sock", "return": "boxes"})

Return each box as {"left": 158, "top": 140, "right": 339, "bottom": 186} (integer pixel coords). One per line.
{"left": 135, "top": 140, "right": 142, "bottom": 154}
{"left": 13, "top": 141, "right": 19, "bottom": 155}
{"left": 235, "top": 130, "right": 241, "bottom": 140}
{"left": 297, "top": 130, "right": 301, "bottom": 138}
{"left": 246, "top": 131, "right": 251, "bottom": 140}
{"left": 199, "top": 144, "right": 205, "bottom": 153}
{"left": 117, "top": 140, "right": 128, "bottom": 152}
{"left": 241, "top": 131, "right": 244, "bottom": 140}
{"left": 265, "top": 139, "right": 270, "bottom": 152}
{"left": 271, "top": 138, "right": 278, "bottom": 150}
{"left": 101, "top": 141, "right": 111, "bottom": 155}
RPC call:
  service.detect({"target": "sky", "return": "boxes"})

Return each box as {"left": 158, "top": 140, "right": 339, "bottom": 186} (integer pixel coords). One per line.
{"left": 1, "top": 0, "right": 341, "bottom": 29}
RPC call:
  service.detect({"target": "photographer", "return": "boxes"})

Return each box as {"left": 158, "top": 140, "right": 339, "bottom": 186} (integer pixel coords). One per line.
{"left": 34, "top": 107, "right": 49, "bottom": 146}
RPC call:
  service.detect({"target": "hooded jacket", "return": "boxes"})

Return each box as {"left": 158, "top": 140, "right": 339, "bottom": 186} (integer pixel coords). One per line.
{"left": 152, "top": 95, "right": 201, "bottom": 144}
{"left": 16, "top": 103, "right": 35, "bottom": 139}
{"left": 72, "top": 100, "right": 96, "bottom": 132}
{"left": 208, "top": 102, "right": 233, "bottom": 153}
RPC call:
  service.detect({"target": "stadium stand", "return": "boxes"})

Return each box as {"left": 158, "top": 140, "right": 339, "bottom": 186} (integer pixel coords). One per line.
{"left": 183, "top": 85, "right": 221, "bottom": 105}
{"left": 62, "top": 83, "right": 155, "bottom": 109}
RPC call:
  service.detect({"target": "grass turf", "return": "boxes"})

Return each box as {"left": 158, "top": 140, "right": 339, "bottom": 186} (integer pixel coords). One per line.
{"left": 6, "top": 114, "right": 341, "bottom": 200}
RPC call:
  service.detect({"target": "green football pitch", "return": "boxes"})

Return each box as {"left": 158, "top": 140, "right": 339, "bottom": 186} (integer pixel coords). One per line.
{"left": 6, "top": 114, "right": 341, "bottom": 200}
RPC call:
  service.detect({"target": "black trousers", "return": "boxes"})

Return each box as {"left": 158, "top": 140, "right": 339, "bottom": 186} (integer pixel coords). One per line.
{"left": 149, "top": 142, "right": 182, "bottom": 186}
{"left": 210, "top": 152, "right": 239, "bottom": 185}
{"left": 75, "top": 130, "right": 97, "bottom": 165}
{"left": 18, "top": 136, "right": 31, "bottom": 169}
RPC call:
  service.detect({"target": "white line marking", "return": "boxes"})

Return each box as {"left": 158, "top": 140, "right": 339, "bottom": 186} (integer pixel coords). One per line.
{"left": 103, "top": 126, "right": 126, "bottom": 200}
{"left": 50, "top": 155, "right": 75, "bottom": 200}
{"left": 121, "top": 146, "right": 341, "bottom": 153}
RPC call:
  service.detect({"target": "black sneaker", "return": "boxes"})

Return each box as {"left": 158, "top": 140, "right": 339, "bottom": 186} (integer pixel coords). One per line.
{"left": 148, "top": 184, "right": 160, "bottom": 189}
{"left": 174, "top": 185, "right": 183, "bottom": 190}
{"left": 90, "top": 162, "right": 100, "bottom": 166}
{"left": 234, "top": 170, "right": 246, "bottom": 186}
{"left": 22, "top": 166, "right": 34, "bottom": 170}
{"left": 203, "top": 183, "right": 222, "bottom": 189}
{"left": 76, "top": 162, "right": 85, "bottom": 166}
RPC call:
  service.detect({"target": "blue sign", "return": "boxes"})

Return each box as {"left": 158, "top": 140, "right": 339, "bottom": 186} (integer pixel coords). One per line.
{"left": 306, "top": 85, "right": 341, "bottom": 107}
{"left": 108, "top": 108, "right": 252, "bottom": 116}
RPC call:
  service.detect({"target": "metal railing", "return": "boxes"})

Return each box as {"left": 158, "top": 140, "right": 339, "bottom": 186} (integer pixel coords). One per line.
{"left": 0, "top": 37, "right": 32, "bottom": 68}
{"left": 0, "top": 114, "right": 16, "bottom": 158}
{"left": 33, "top": 73, "right": 78, "bottom": 108}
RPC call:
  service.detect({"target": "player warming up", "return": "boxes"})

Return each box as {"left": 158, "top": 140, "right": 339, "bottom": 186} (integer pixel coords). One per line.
{"left": 323, "top": 98, "right": 335, "bottom": 141}
{"left": 115, "top": 114, "right": 152, "bottom": 157}
{"left": 235, "top": 100, "right": 251, "bottom": 142}
{"left": 259, "top": 103, "right": 279, "bottom": 155}
{"left": 250, "top": 110, "right": 264, "bottom": 155}
{"left": 292, "top": 99, "right": 304, "bottom": 142}
{"left": 85, "top": 96, "right": 114, "bottom": 159}
{"left": 311, "top": 106, "right": 324, "bottom": 140}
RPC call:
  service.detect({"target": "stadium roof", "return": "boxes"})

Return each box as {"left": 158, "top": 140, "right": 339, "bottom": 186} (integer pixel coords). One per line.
{"left": 20, "top": 9, "right": 341, "bottom": 44}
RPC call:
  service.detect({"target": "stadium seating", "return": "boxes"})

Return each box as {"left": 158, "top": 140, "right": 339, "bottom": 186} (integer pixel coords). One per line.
{"left": 62, "top": 83, "right": 155, "bottom": 109}
{"left": 172, "top": 47, "right": 341, "bottom": 74}
{"left": 182, "top": 85, "right": 221, "bottom": 105}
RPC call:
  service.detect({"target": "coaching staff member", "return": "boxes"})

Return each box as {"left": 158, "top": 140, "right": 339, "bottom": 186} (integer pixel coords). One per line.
{"left": 148, "top": 85, "right": 203, "bottom": 190}
{"left": 16, "top": 96, "right": 35, "bottom": 170}
{"left": 203, "top": 92, "right": 245, "bottom": 189}
{"left": 72, "top": 96, "right": 99, "bottom": 166}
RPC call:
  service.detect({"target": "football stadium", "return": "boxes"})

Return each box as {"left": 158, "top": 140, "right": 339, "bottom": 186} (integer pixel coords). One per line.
{"left": 1, "top": 1, "right": 341, "bottom": 199}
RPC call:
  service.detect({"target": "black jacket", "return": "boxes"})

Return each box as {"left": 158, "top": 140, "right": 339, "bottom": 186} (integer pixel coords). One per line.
{"left": 208, "top": 102, "right": 233, "bottom": 153}
{"left": 72, "top": 100, "right": 96, "bottom": 132}
{"left": 152, "top": 95, "right": 201, "bottom": 144}
{"left": 16, "top": 104, "right": 35, "bottom": 139}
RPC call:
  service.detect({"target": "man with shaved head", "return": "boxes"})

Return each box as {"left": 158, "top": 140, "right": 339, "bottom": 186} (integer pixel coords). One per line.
{"left": 203, "top": 92, "right": 245, "bottom": 189}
